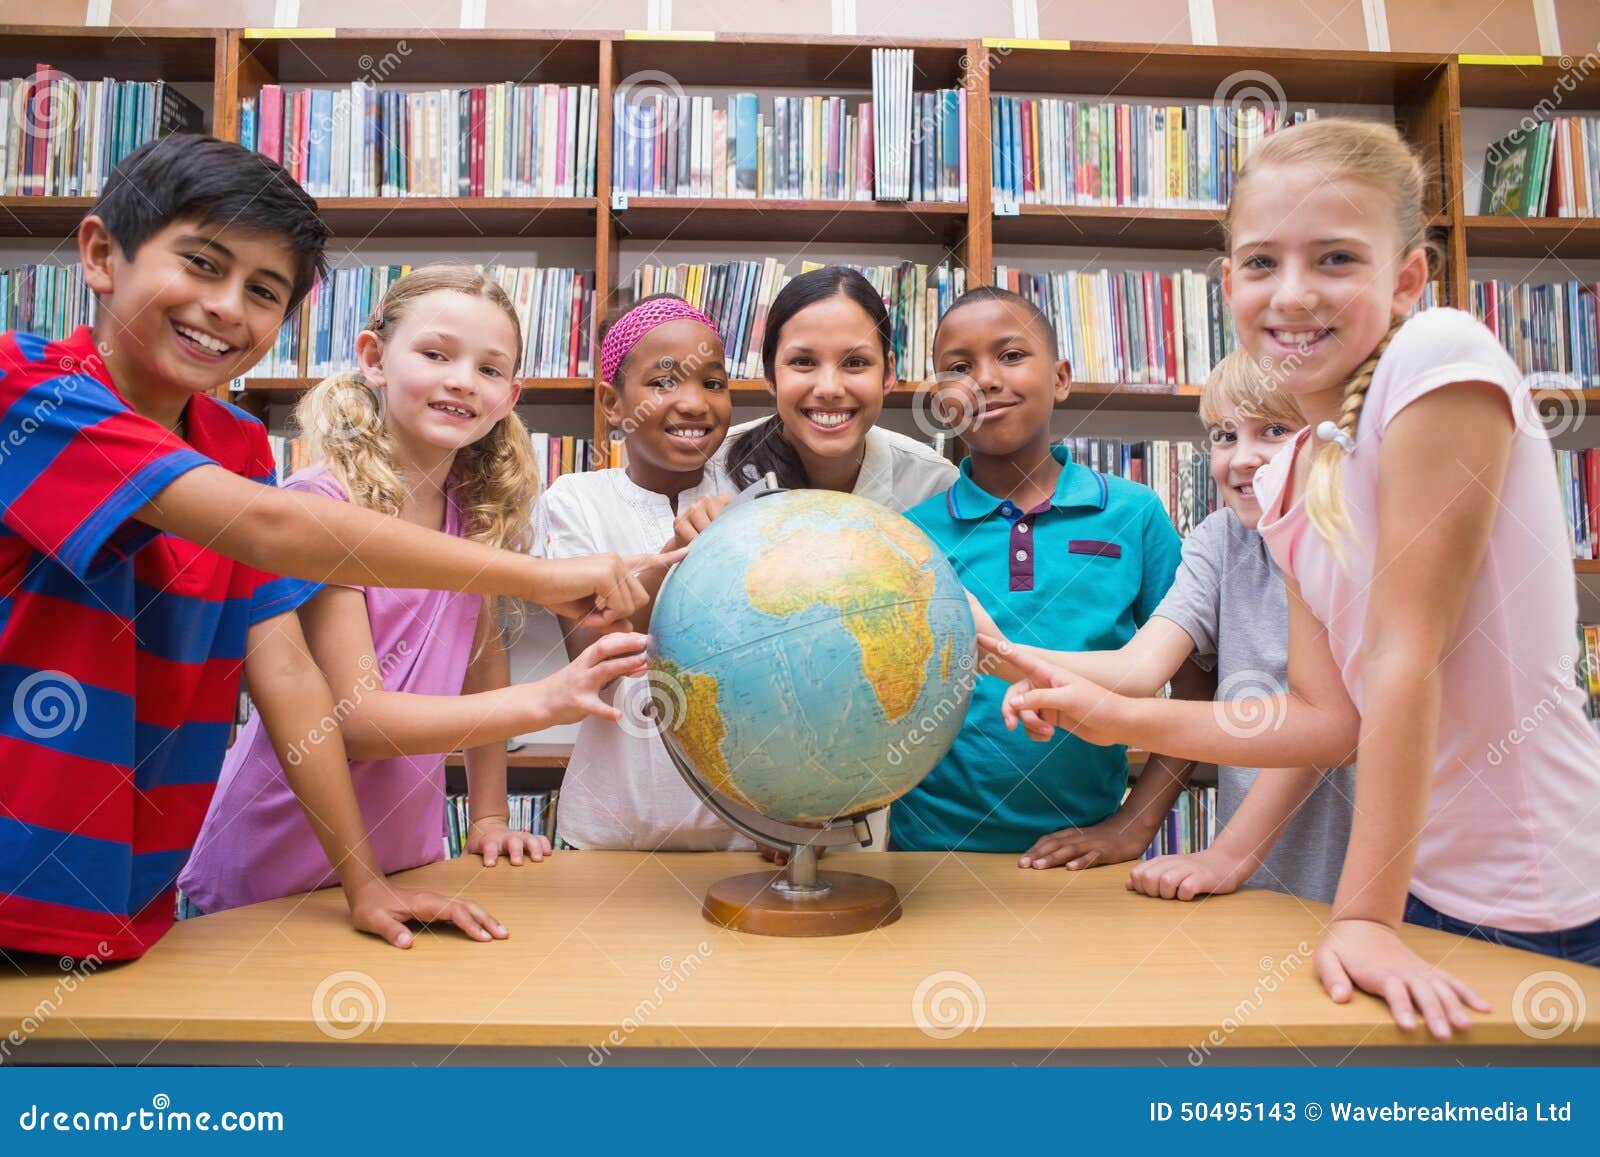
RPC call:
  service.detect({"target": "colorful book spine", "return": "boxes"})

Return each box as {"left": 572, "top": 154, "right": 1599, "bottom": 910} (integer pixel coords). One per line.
{"left": 990, "top": 97, "right": 1316, "bottom": 209}
{"left": 1, "top": 67, "right": 203, "bottom": 197}
{"left": 1471, "top": 278, "right": 1600, "bottom": 387}
{"left": 0, "top": 261, "right": 94, "bottom": 339}
{"left": 241, "top": 83, "right": 598, "bottom": 199}
{"left": 997, "top": 264, "right": 1234, "bottom": 387}
{"left": 1061, "top": 437, "right": 1218, "bottom": 536}
{"left": 1139, "top": 785, "right": 1217, "bottom": 858}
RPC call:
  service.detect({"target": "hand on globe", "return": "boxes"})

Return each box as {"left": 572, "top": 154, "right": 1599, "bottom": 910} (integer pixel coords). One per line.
{"left": 667, "top": 493, "right": 733, "bottom": 551}
{"left": 535, "top": 548, "right": 688, "bottom": 628}
{"left": 979, "top": 635, "right": 1133, "bottom": 748}
{"left": 533, "top": 631, "right": 651, "bottom": 726}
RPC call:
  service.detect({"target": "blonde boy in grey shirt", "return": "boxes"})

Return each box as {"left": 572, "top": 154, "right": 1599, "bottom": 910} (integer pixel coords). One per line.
{"left": 982, "top": 350, "right": 1353, "bottom": 903}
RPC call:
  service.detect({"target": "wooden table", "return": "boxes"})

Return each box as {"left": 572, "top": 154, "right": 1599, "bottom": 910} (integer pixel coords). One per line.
{"left": 3, "top": 853, "right": 1598, "bottom": 1065}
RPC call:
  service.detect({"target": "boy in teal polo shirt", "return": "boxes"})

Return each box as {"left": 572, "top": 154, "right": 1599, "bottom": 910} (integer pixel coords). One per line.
{"left": 894, "top": 287, "right": 1195, "bottom": 857}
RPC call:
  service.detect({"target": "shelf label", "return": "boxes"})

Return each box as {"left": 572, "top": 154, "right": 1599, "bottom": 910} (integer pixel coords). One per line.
{"left": 610, "top": 192, "right": 630, "bottom": 211}
{"left": 981, "top": 38, "right": 1071, "bottom": 51}
{"left": 243, "top": 27, "right": 335, "bottom": 38}
{"left": 623, "top": 30, "right": 715, "bottom": 41}
{"left": 994, "top": 200, "right": 1019, "bottom": 216}
{"left": 228, "top": 377, "right": 245, "bottom": 393}
{"left": 1458, "top": 54, "right": 1543, "bottom": 65}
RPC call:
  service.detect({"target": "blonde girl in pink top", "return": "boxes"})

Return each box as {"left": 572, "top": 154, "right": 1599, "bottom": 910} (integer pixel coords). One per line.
{"left": 984, "top": 118, "right": 1600, "bottom": 1038}
{"left": 182, "top": 267, "right": 668, "bottom": 948}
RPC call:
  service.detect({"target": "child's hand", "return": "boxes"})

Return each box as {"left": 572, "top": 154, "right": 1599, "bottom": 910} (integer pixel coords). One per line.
{"left": 346, "top": 879, "right": 509, "bottom": 949}
{"left": 534, "top": 631, "right": 651, "bottom": 726}
{"left": 979, "top": 635, "right": 1131, "bottom": 747}
{"left": 1125, "top": 847, "right": 1256, "bottom": 899}
{"left": 668, "top": 493, "right": 733, "bottom": 550}
{"left": 539, "top": 550, "right": 688, "bottom": 628}
{"left": 1018, "top": 815, "right": 1155, "bottom": 870}
{"left": 466, "top": 816, "right": 553, "bottom": 866}
{"left": 1315, "top": 918, "right": 1490, "bottom": 1040}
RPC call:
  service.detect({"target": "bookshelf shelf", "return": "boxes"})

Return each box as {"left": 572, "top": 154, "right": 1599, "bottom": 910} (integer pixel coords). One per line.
{"left": 232, "top": 30, "right": 601, "bottom": 87}
{"left": 1578, "top": 560, "right": 1600, "bottom": 574}
{"left": 610, "top": 35, "right": 969, "bottom": 90}
{"left": 993, "top": 204, "right": 1225, "bottom": 250}
{"left": 0, "top": 25, "right": 221, "bottom": 80}
{"left": 0, "top": 197, "right": 98, "bottom": 238}
{"left": 987, "top": 42, "right": 1447, "bottom": 105}
{"left": 1065, "top": 383, "right": 1205, "bottom": 411}
{"left": 612, "top": 198, "right": 969, "bottom": 245}
{"left": 230, "top": 377, "right": 594, "bottom": 410}
{"left": 313, "top": 197, "right": 600, "bottom": 239}
{"left": 1464, "top": 215, "right": 1600, "bottom": 259}
{"left": 1457, "top": 58, "right": 1600, "bottom": 112}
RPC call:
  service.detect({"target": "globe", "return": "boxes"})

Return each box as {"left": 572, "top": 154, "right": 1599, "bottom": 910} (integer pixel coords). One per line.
{"left": 647, "top": 488, "right": 977, "bottom": 828}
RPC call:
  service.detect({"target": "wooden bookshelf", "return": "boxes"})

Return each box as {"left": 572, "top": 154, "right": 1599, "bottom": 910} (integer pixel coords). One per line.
{"left": 5, "top": 29, "right": 1600, "bottom": 511}
{"left": 228, "top": 376, "right": 595, "bottom": 414}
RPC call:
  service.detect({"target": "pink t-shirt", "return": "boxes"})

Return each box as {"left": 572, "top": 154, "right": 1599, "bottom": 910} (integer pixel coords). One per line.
{"left": 1253, "top": 308, "right": 1600, "bottom": 932}
{"left": 178, "top": 467, "right": 481, "bottom": 913}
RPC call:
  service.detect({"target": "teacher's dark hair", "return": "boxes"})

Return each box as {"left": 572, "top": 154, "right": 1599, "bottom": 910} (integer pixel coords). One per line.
{"left": 726, "top": 266, "right": 894, "bottom": 490}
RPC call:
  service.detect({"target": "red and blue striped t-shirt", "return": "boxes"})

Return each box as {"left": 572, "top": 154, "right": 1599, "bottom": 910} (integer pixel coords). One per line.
{"left": 0, "top": 326, "right": 316, "bottom": 960}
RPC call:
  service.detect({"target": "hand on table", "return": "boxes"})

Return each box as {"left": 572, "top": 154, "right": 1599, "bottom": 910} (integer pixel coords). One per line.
{"left": 1125, "top": 847, "right": 1256, "bottom": 900}
{"left": 346, "top": 879, "right": 509, "bottom": 949}
{"left": 467, "top": 817, "right": 553, "bottom": 867}
{"left": 1315, "top": 918, "right": 1490, "bottom": 1039}
{"left": 1018, "top": 815, "right": 1156, "bottom": 870}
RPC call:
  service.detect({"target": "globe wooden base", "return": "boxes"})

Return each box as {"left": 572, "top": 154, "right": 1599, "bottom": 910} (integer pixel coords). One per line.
{"left": 701, "top": 870, "right": 902, "bottom": 937}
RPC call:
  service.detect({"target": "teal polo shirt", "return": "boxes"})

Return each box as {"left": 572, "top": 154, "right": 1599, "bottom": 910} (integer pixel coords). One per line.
{"left": 893, "top": 446, "right": 1183, "bottom": 852}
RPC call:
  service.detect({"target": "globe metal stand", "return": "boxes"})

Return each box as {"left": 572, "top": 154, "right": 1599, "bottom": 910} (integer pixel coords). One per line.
{"left": 657, "top": 733, "right": 904, "bottom": 936}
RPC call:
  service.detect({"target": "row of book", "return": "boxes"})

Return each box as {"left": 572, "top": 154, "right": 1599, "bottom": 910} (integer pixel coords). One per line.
{"left": 611, "top": 87, "right": 966, "bottom": 204}
{"left": 1469, "top": 278, "right": 1600, "bottom": 387}
{"left": 1, "top": 68, "right": 204, "bottom": 197}
{"left": 1479, "top": 117, "right": 1600, "bottom": 218}
{"left": 997, "top": 265, "right": 1234, "bottom": 387}
{"left": 1, "top": 261, "right": 93, "bottom": 339}
{"left": 1577, "top": 624, "right": 1600, "bottom": 736}
{"left": 1061, "top": 437, "right": 1218, "bottom": 537}
{"left": 1140, "top": 785, "right": 1217, "bottom": 859}
{"left": 1555, "top": 449, "right": 1600, "bottom": 560}
{"left": 990, "top": 100, "right": 1317, "bottom": 209}
{"left": 243, "top": 264, "right": 596, "bottom": 381}
{"left": 444, "top": 791, "right": 558, "bottom": 858}
{"left": 269, "top": 429, "right": 618, "bottom": 489}
{"left": 241, "top": 83, "right": 600, "bottom": 199}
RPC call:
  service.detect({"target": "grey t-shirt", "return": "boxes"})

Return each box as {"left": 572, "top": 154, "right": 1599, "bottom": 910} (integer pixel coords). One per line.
{"left": 1151, "top": 508, "right": 1354, "bottom": 904}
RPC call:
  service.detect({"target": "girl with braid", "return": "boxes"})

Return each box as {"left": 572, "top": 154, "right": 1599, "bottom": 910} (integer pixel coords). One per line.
{"left": 982, "top": 119, "right": 1600, "bottom": 1036}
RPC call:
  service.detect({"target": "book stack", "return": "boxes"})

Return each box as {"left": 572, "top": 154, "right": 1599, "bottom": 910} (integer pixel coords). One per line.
{"left": 266, "top": 434, "right": 311, "bottom": 480}
{"left": 1, "top": 67, "right": 204, "bottom": 196}
{"left": 244, "top": 264, "right": 595, "bottom": 380}
{"left": 1576, "top": 624, "right": 1600, "bottom": 735}
{"left": 624, "top": 258, "right": 789, "bottom": 378}
{"left": 1479, "top": 117, "right": 1600, "bottom": 217}
{"left": 610, "top": 85, "right": 964, "bottom": 203}
{"left": 241, "top": 83, "right": 599, "bottom": 198}
{"left": 1470, "top": 278, "right": 1600, "bottom": 386}
{"left": 1061, "top": 437, "right": 1217, "bottom": 536}
{"left": 1139, "top": 785, "right": 1217, "bottom": 858}
{"left": 997, "top": 265, "right": 1234, "bottom": 386}
{"left": 990, "top": 99, "right": 1316, "bottom": 208}
{"left": 1554, "top": 448, "right": 1599, "bottom": 560}
{"left": 0, "top": 262, "right": 94, "bottom": 339}
{"left": 443, "top": 791, "right": 558, "bottom": 858}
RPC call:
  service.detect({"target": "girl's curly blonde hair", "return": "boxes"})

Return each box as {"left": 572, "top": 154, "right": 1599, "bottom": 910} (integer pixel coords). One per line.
{"left": 295, "top": 266, "right": 541, "bottom": 635}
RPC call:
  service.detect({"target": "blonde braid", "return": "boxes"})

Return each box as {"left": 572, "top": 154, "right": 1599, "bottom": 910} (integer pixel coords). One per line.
{"left": 1304, "top": 316, "right": 1404, "bottom": 557}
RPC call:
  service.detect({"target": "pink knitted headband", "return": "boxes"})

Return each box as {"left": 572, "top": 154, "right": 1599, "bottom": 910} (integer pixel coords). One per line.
{"left": 600, "top": 297, "right": 720, "bottom": 385}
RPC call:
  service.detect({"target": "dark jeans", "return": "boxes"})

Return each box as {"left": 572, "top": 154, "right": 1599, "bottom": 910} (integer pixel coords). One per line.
{"left": 1404, "top": 894, "right": 1600, "bottom": 967}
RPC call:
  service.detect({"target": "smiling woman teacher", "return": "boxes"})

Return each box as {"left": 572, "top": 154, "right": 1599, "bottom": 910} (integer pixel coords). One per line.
{"left": 715, "top": 265, "right": 957, "bottom": 513}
